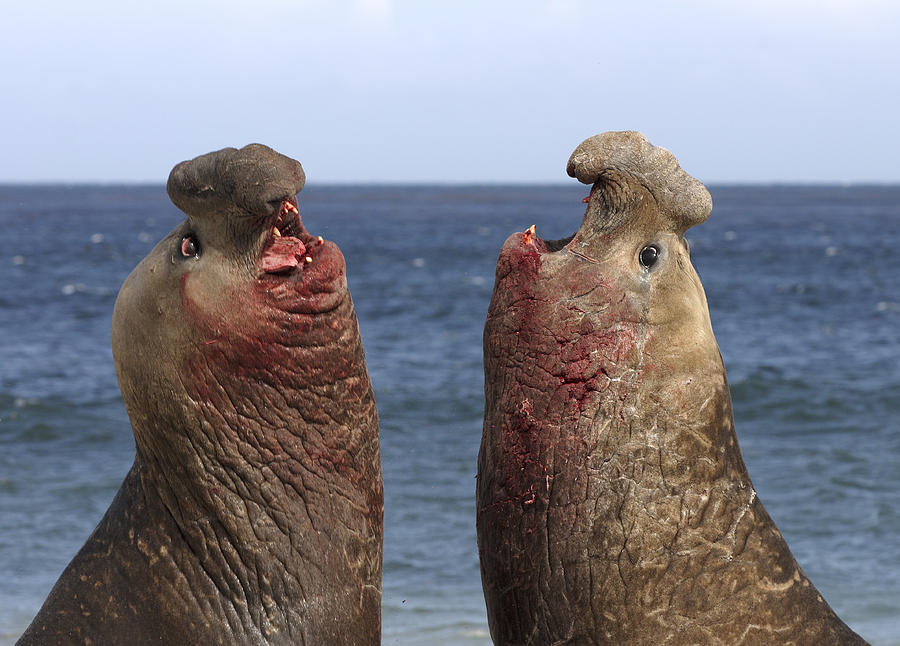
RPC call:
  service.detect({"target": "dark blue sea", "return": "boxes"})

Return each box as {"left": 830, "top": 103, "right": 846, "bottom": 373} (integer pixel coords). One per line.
{"left": 1, "top": 184, "right": 898, "bottom": 645}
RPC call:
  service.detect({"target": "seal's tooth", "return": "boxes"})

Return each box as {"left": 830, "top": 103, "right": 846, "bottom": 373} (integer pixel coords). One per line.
{"left": 523, "top": 224, "right": 537, "bottom": 244}
{"left": 316, "top": 236, "right": 324, "bottom": 246}
{"left": 581, "top": 185, "right": 596, "bottom": 204}
{"left": 273, "top": 227, "right": 282, "bottom": 237}
{"left": 280, "top": 201, "right": 299, "bottom": 216}
{"left": 304, "top": 256, "right": 313, "bottom": 264}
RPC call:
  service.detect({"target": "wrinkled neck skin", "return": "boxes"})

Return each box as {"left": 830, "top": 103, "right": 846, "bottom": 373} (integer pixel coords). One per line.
{"left": 481, "top": 185, "right": 736, "bottom": 517}
{"left": 109, "top": 224, "right": 382, "bottom": 644}
{"left": 478, "top": 177, "right": 864, "bottom": 645}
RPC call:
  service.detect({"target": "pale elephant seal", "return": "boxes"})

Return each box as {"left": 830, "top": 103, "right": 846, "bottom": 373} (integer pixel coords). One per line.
{"left": 18, "top": 144, "right": 383, "bottom": 645}
{"left": 476, "top": 131, "right": 867, "bottom": 645}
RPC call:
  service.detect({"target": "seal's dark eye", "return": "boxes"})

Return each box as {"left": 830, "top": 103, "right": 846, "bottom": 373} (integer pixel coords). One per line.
{"left": 639, "top": 245, "right": 659, "bottom": 268}
{"left": 180, "top": 235, "right": 200, "bottom": 258}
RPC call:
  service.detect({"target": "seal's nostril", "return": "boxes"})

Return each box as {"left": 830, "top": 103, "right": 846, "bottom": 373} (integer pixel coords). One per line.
{"left": 566, "top": 131, "right": 712, "bottom": 234}
{"left": 167, "top": 144, "right": 306, "bottom": 219}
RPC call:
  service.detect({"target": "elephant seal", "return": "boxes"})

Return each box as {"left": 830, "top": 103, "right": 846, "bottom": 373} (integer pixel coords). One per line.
{"left": 476, "top": 132, "right": 867, "bottom": 645}
{"left": 18, "top": 145, "right": 383, "bottom": 645}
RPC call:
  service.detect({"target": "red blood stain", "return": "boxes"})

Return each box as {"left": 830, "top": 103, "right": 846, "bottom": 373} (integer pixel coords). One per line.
{"left": 175, "top": 246, "right": 380, "bottom": 518}
{"left": 479, "top": 227, "right": 643, "bottom": 600}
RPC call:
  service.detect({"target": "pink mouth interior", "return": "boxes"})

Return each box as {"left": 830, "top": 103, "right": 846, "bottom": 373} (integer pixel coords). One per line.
{"left": 260, "top": 200, "right": 317, "bottom": 275}
{"left": 261, "top": 236, "right": 307, "bottom": 273}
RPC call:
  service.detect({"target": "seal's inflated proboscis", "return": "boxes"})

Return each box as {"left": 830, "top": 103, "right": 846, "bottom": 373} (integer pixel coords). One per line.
{"left": 477, "top": 131, "right": 867, "bottom": 645}
{"left": 18, "top": 145, "right": 383, "bottom": 646}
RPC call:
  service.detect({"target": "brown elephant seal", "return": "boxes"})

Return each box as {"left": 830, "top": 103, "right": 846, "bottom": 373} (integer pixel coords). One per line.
{"left": 476, "top": 131, "right": 867, "bottom": 645}
{"left": 17, "top": 144, "right": 383, "bottom": 645}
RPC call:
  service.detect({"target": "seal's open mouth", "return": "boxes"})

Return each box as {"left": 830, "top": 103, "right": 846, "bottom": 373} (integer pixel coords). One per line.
{"left": 260, "top": 199, "right": 325, "bottom": 275}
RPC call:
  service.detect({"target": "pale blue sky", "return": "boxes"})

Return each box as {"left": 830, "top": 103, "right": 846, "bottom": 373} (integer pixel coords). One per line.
{"left": 2, "top": 0, "right": 898, "bottom": 183}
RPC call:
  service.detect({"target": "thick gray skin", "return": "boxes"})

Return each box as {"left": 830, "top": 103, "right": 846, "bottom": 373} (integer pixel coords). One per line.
{"left": 477, "top": 132, "right": 868, "bottom": 645}
{"left": 18, "top": 145, "right": 383, "bottom": 645}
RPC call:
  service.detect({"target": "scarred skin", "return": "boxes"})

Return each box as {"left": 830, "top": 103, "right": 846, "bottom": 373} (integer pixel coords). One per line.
{"left": 17, "top": 145, "right": 383, "bottom": 645}
{"left": 476, "top": 132, "right": 868, "bottom": 645}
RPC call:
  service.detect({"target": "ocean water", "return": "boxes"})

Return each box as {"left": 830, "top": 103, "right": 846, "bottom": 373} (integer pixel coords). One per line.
{"left": 0, "top": 184, "right": 898, "bottom": 645}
